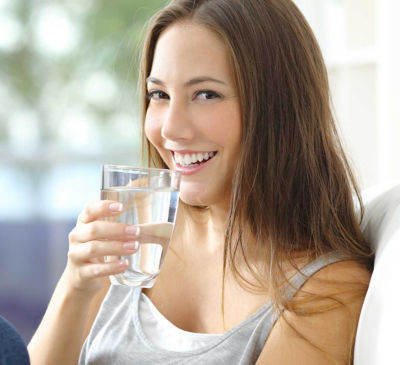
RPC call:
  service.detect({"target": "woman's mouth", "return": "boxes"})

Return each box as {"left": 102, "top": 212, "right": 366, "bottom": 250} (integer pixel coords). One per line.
{"left": 172, "top": 150, "right": 218, "bottom": 175}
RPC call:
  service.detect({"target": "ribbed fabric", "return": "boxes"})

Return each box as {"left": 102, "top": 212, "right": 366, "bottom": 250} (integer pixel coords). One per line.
{"left": 79, "top": 251, "right": 348, "bottom": 365}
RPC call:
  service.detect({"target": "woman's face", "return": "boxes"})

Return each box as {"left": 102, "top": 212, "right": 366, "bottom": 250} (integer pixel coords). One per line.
{"left": 145, "top": 21, "right": 241, "bottom": 207}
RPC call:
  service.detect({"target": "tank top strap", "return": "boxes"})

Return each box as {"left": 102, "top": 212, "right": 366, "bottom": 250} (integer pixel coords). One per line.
{"left": 283, "top": 250, "right": 350, "bottom": 302}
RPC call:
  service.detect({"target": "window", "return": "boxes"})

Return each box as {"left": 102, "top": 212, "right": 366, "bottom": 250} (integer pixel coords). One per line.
{"left": 295, "top": 0, "right": 400, "bottom": 188}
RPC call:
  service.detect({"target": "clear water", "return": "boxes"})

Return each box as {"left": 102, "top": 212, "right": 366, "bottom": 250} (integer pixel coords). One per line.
{"left": 101, "top": 187, "right": 179, "bottom": 287}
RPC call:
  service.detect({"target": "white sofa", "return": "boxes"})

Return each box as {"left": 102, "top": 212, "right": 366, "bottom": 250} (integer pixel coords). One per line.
{"left": 354, "top": 182, "right": 400, "bottom": 364}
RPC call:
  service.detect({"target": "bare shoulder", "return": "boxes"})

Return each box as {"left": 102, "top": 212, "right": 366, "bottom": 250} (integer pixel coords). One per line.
{"left": 310, "top": 259, "right": 371, "bottom": 286}
{"left": 299, "top": 259, "right": 371, "bottom": 298}
{"left": 256, "top": 260, "right": 371, "bottom": 365}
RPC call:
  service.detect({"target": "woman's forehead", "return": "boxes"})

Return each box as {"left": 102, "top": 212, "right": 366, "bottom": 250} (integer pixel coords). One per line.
{"left": 151, "top": 22, "right": 234, "bottom": 83}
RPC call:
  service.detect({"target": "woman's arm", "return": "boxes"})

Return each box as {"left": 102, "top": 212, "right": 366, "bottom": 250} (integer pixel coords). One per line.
{"left": 27, "top": 274, "right": 109, "bottom": 365}
{"left": 27, "top": 200, "right": 140, "bottom": 365}
{"left": 256, "top": 260, "right": 371, "bottom": 364}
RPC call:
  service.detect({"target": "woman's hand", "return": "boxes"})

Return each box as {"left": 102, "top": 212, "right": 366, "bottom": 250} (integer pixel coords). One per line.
{"left": 28, "top": 199, "right": 140, "bottom": 364}
{"left": 64, "top": 200, "right": 140, "bottom": 295}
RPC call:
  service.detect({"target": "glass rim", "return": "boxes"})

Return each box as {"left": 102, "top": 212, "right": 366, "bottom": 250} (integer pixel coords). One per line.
{"left": 102, "top": 164, "right": 180, "bottom": 176}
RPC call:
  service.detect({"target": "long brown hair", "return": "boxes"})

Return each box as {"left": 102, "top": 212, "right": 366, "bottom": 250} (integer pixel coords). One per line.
{"left": 138, "top": 0, "right": 373, "bottom": 362}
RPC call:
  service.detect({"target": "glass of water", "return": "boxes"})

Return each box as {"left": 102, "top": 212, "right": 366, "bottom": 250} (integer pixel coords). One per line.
{"left": 101, "top": 165, "right": 181, "bottom": 288}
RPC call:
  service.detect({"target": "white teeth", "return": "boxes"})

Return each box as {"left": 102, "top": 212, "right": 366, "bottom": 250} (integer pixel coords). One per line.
{"left": 174, "top": 151, "right": 216, "bottom": 167}
{"left": 175, "top": 154, "right": 182, "bottom": 165}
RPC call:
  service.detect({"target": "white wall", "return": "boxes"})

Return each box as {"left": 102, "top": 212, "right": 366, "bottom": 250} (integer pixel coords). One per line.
{"left": 295, "top": 0, "right": 400, "bottom": 189}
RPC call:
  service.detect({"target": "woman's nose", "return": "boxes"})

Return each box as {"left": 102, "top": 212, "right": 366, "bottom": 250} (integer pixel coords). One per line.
{"left": 161, "top": 100, "right": 195, "bottom": 142}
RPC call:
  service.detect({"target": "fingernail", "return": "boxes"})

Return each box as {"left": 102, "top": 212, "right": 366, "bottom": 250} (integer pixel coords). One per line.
{"left": 123, "top": 241, "right": 139, "bottom": 250}
{"left": 117, "top": 259, "right": 129, "bottom": 267}
{"left": 109, "top": 203, "right": 123, "bottom": 212}
{"left": 125, "top": 225, "right": 140, "bottom": 236}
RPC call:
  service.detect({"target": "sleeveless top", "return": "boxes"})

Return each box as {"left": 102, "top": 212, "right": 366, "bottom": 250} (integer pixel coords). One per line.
{"left": 79, "top": 251, "right": 348, "bottom": 365}
{"left": 138, "top": 293, "right": 222, "bottom": 351}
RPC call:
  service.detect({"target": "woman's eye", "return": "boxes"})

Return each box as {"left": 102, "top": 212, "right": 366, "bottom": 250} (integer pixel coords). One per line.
{"left": 146, "top": 90, "right": 169, "bottom": 101}
{"left": 146, "top": 90, "right": 220, "bottom": 101}
{"left": 195, "top": 90, "right": 220, "bottom": 101}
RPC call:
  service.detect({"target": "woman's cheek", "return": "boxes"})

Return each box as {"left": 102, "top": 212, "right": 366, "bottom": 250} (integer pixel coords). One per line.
{"left": 144, "top": 116, "right": 160, "bottom": 147}
{"left": 144, "top": 117, "right": 172, "bottom": 168}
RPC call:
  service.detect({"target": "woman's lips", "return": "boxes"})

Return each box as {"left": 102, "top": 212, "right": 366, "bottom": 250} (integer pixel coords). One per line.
{"left": 172, "top": 151, "right": 217, "bottom": 176}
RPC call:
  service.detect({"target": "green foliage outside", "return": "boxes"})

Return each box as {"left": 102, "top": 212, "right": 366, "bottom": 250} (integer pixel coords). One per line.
{"left": 0, "top": 0, "right": 168, "bottom": 156}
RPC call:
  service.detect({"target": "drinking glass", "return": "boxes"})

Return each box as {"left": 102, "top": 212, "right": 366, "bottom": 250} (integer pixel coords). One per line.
{"left": 101, "top": 165, "right": 181, "bottom": 288}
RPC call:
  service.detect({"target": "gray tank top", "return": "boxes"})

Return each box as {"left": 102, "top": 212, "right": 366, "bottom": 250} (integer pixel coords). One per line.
{"left": 79, "top": 251, "right": 347, "bottom": 364}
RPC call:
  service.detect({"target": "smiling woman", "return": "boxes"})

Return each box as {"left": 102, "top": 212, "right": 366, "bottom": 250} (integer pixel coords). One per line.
{"left": 28, "top": 1, "right": 373, "bottom": 364}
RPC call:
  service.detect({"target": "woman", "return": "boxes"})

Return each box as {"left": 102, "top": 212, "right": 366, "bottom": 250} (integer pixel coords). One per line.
{"left": 28, "top": 0, "right": 373, "bottom": 364}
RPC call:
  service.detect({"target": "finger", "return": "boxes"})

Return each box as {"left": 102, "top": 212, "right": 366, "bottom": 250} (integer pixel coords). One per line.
{"left": 69, "top": 240, "right": 139, "bottom": 262}
{"left": 78, "top": 200, "right": 124, "bottom": 224}
{"left": 70, "top": 221, "right": 141, "bottom": 243}
{"left": 78, "top": 260, "right": 129, "bottom": 281}
{"left": 126, "top": 177, "right": 148, "bottom": 188}
{"left": 136, "top": 222, "right": 173, "bottom": 243}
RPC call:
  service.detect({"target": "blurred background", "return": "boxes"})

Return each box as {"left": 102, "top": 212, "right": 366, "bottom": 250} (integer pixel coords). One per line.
{"left": 0, "top": 0, "right": 399, "bottom": 343}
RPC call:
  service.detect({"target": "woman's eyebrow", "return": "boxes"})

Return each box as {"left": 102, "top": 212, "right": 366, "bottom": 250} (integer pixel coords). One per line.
{"left": 146, "top": 76, "right": 227, "bottom": 87}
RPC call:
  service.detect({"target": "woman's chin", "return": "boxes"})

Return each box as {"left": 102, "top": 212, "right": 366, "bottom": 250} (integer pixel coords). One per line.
{"left": 177, "top": 180, "right": 230, "bottom": 208}
{"left": 179, "top": 192, "right": 208, "bottom": 208}
{"left": 178, "top": 189, "right": 227, "bottom": 209}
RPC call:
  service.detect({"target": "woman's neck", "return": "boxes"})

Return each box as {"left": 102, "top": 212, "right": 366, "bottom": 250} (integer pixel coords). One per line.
{"left": 173, "top": 201, "right": 230, "bottom": 254}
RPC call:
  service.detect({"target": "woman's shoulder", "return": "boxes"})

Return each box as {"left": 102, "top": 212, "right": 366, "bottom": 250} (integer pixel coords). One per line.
{"left": 305, "top": 258, "right": 371, "bottom": 291}
{"left": 84, "top": 284, "right": 137, "bottom": 348}
{"left": 256, "top": 259, "right": 371, "bottom": 364}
